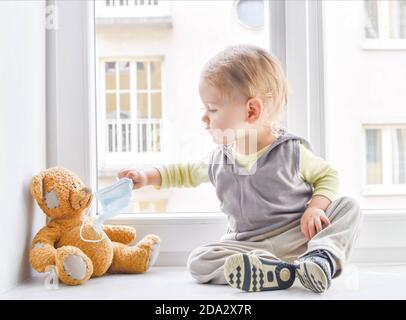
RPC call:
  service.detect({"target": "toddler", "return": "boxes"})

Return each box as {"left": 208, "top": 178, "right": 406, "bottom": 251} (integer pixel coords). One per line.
{"left": 118, "top": 44, "right": 362, "bottom": 294}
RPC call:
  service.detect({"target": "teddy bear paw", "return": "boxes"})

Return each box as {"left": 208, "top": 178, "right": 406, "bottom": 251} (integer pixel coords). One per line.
{"left": 55, "top": 246, "right": 93, "bottom": 285}
{"left": 135, "top": 235, "right": 161, "bottom": 270}
{"left": 147, "top": 242, "right": 161, "bottom": 269}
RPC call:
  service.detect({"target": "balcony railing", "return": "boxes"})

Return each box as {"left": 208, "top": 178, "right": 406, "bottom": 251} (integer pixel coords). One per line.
{"left": 95, "top": 0, "right": 172, "bottom": 24}
{"left": 106, "top": 118, "right": 161, "bottom": 153}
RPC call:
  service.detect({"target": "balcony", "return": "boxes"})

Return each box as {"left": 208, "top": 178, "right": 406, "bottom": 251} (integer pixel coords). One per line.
{"left": 106, "top": 118, "right": 161, "bottom": 153}
{"left": 99, "top": 117, "right": 163, "bottom": 174}
{"left": 95, "top": 0, "right": 172, "bottom": 28}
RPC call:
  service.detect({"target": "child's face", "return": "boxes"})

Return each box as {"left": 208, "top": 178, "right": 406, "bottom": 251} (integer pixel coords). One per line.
{"left": 199, "top": 78, "right": 248, "bottom": 145}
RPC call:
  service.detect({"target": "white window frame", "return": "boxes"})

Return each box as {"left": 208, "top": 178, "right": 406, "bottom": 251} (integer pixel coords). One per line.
{"left": 363, "top": 124, "right": 406, "bottom": 196}
{"left": 363, "top": 0, "right": 406, "bottom": 50}
{"left": 49, "top": 0, "right": 406, "bottom": 266}
{"left": 46, "top": 0, "right": 97, "bottom": 193}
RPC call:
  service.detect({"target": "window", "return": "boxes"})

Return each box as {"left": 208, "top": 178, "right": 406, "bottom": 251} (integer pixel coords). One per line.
{"left": 364, "top": 126, "right": 406, "bottom": 194}
{"left": 365, "top": 128, "right": 383, "bottom": 185}
{"left": 101, "top": 59, "right": 162, "bottom": 158}
{"left": 393, "top": 128, "right": 406, "bottom": 184}
{"left": 95, "top": 0, "right": 271, "bottom": 214}
{"left": 364, "top": 0, "right": 380, "bottom": 38}
{"left": 364, "top": 0, "right": 406, "bottom": 48}
{"left": 235, "top": 0, "right": 265, "bottom": 29}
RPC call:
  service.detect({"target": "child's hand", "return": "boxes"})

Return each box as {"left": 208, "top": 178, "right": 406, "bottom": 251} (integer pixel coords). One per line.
{"left": 117, "top": 169, "right": 148, "bottom": 189}
{"left": 300, "top": 207, "right": 331, "bottom": 240}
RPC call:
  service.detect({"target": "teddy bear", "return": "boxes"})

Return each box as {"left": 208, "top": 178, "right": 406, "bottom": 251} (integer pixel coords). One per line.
{"left": 29, "top": 166, "right": 161, "bottom": 286}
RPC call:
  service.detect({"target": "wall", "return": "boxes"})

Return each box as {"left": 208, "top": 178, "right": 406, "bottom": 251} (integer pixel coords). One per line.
{"left": 0, "top": 0, "right": 46, "bottom": 294}
{"left": 323, "top": 0, "right": 406, "bottom": 209}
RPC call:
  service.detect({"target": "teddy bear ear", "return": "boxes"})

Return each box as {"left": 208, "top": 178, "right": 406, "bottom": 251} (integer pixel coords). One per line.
{"left": 30, "top": 172, "right": 45, "bottom": 202}
{"left": 69, "top": 190, "right": 81, "bottom": 211}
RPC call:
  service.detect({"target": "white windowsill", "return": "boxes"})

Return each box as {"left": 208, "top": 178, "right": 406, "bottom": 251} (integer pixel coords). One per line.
{"left": 363, "top": 185, "right": 406, "bottom": 196}
{"left": 106, "top": 209, "right": 406, "bottom": 223}
{"left": 362, "top": 39, "right": 406, "bottom": 50}
{"left": 105, "top": 212, "right": 228, "bottom": 225}
{"left": 361, "top": 209, "right": 406, "bottom": 221}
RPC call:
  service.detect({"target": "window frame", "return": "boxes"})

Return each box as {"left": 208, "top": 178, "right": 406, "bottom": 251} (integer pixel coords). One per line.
{"left": 49, "top": 0, "right": 406, "bottom": 266}
{"left": 46, "top": 0, "right": 98, "bottom": 201}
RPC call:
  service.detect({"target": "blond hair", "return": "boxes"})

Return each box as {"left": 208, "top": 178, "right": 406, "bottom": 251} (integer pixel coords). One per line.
{"left": 201, "top": 44, "right": 288, "bottom": 129}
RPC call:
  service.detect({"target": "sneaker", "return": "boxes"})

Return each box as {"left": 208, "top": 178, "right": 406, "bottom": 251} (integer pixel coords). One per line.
{"left": 224, "top": 253, "right": 296, "bottom": 292}
{"left": 295, "top": 250, "right": 333, "bottom": 294}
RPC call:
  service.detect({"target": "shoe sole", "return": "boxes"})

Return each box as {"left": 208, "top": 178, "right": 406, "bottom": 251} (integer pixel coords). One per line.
{"left": 224, "top": 253, "right": 296, "bottom": 292}
{"left": 296, "top": 260, "right": 329, "bottom": 294}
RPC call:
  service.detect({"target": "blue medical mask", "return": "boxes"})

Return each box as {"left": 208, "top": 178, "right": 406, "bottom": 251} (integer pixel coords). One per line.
{"left": 80, "top": 178, "right": 133, "bottom": 242}
{"left": 95, "top": 178, "right": 133, "bottom": 219}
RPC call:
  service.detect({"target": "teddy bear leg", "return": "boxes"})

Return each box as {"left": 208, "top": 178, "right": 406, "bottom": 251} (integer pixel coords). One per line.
{"left": 135, "top": 235, "right": 161, "bottom": 269}
{"left": 55, "top": 246, "right": 93, "bottom": 286}
{"left": 29, "top": 243, "right": 56, "bottom": 273}
{"left": 109, "top": 235, "right": 160, "bottom": 274}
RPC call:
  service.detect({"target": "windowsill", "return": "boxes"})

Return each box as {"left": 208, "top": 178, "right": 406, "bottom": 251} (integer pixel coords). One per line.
{"left": 362, "top": 39, "right": 406, "bottom": 50}
{"left": 363, "top": 185, "right": 406, "bottom": 196}
{"left": 363, "top": 192, "right": 406, "bottom": 196}
{"left": 105, "top": 209, "right": 406, "bottom": 225}
{"left": 105, "top": 212, "right": 227, "bottom": 225}
{"left": 360, "top": 209, "right": 406, "bottom": 218}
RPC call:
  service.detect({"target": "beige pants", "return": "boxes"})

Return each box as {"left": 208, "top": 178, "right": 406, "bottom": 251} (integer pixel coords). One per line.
{"left": 187, "top": 196, "right": 362, "bottom": 284}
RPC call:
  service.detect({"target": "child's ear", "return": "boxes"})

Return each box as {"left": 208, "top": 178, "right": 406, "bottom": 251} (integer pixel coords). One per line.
{"left": 246, "top": 98, "right": 263, "bottom": 123}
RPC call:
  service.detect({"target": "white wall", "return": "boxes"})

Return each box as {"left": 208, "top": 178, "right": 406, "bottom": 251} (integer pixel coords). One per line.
{"left": 323, "top": 0, "right": 406, "bottom": 209}
{"left": 0, "top": 1, "right": 46, "bottom": 294}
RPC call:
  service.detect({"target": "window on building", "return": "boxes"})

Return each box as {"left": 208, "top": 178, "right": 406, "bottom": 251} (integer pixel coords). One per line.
{"left": 235, "top": 0, "right": 265, "bottom": 29}
{"left": 364, "top": 0, "right": 406, "bottom": 40}
{"left": 364, "top": 126, "right": 406, "bottom": 193}
{"left": 364, "top": 0, "right": 380, "bottom": 38}
{"left": 101, "top": 59, "right": 162, "bottom": 157}
{"left": 393, "top": 128, "right": 406, "bottom": 184}
{"left": 365, "top": 128, "right": 383, "bottom": 185}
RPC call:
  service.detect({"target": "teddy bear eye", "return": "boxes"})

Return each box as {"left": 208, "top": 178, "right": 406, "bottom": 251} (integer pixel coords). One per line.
{"left": 45, "top": 191, "right": 59, "bottom": 209}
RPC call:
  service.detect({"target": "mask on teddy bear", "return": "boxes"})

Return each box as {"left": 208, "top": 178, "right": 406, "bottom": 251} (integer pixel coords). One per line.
{"left": 80, "top": 178, "right": 134, "bottom": 243}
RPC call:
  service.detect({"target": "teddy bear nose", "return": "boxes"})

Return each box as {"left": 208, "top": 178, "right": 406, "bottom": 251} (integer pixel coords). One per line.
{"left": 82, "top": 187, "right": 92, "bottom": 195}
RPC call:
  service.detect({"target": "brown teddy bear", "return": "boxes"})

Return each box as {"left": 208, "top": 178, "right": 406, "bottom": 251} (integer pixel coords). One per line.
{"left": 29, "top": 166, "right": 161, "bottom": 286}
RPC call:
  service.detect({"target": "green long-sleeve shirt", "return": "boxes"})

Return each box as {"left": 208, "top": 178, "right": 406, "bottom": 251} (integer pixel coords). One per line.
{"left": 154, "top": 142, "right": 339, "bottom": 202}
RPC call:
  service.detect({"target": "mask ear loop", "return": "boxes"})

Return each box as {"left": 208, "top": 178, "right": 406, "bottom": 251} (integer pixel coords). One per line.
{"left": 79, "top": 195, "right": 106, "bottom": 243}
